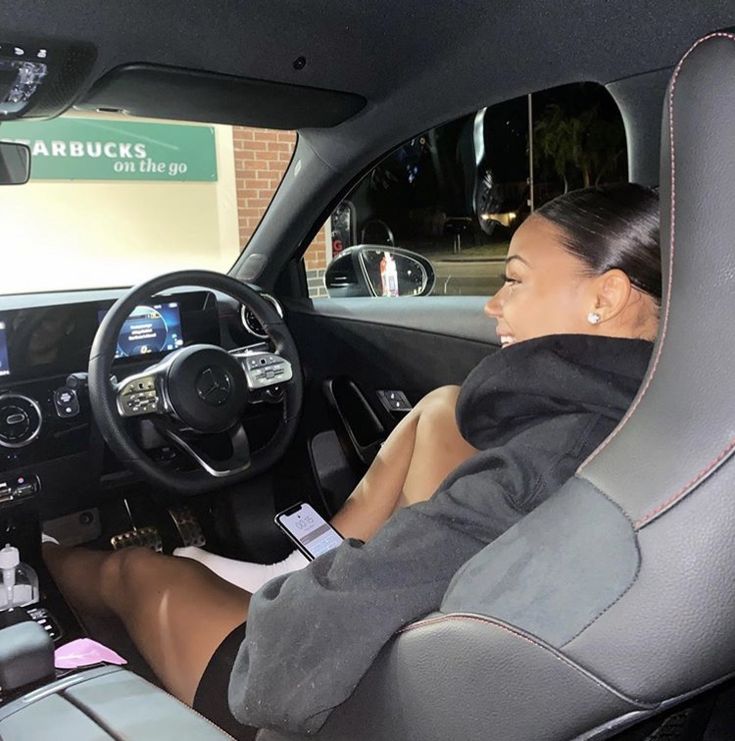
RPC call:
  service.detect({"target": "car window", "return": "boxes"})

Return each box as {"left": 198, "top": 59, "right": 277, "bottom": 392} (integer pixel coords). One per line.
{"left": 0, "top": 112, "right": 300, "bottom": 294}
{"left": 310, "top": 82, "right": 627, "bottom": 299}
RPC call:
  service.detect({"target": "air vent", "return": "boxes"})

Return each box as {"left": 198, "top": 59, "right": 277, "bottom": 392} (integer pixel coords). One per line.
{"left": 240, "top": 294, "right": 283, "bottom": 339}
{"left": 0, "top": 394, "right": 42, "bottom": 448}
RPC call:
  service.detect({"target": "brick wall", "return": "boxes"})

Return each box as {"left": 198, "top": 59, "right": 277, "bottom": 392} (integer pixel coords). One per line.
{"left": 232, "top": 127, "right": 329, "bottom": 296}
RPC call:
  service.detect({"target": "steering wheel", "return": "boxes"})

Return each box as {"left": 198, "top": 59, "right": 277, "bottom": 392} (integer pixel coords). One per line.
{"left": 88, "top": 270, "right": 303, "bottom": 496}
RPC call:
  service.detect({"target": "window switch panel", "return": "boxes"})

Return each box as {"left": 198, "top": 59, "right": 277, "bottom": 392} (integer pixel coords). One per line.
{"left": 377, "top": 390, "right": 412, "bottom": 413}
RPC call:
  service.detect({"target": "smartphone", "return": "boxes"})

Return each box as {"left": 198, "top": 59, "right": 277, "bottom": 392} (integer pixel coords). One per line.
{"left": 274, "top": 502, "right": 344, "bottom": 561}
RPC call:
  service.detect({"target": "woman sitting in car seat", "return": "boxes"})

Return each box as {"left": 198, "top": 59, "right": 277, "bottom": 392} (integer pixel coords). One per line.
{"left": 44, "top": 183, "right": 661, "bottom": 737}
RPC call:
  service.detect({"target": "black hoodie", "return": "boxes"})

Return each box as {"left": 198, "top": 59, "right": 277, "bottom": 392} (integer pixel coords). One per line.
{"left": 228, "top": 334, "right": 653, "bottom": 734}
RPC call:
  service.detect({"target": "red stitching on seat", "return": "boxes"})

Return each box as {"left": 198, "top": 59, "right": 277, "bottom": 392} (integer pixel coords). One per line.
{"left": 398, "top": 613, "right": 651, "bottom": 706}
{"left": 635, "top": 435, "right": 735, "bottom": 529}
{"left": 577, "top": 33, "right": 735, "bottom": 529}
{"left": 400, "top": 613, "right": 548, "bottom": 651}
{"left": 577, "top": 32, "right": 735, "bottom": 476}
{"left": 399, "top": 613, "right": 591, "bottom": 674}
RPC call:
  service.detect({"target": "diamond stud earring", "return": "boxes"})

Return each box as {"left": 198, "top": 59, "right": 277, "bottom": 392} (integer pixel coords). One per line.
{"left": 587, "top": 311, "right": 601, "bottom": 325}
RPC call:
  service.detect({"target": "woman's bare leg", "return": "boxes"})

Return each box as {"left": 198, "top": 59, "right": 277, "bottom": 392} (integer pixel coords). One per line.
{"left": 331, "top": 385, "right": 477, "bottom": 541}
{"left": 43, "top": 543, "right": 249, "bottom": 705}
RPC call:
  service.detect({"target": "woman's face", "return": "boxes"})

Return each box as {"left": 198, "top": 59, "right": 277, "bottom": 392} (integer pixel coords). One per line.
{"left": 484, "top": 215, "right": 600, "bottom": 347}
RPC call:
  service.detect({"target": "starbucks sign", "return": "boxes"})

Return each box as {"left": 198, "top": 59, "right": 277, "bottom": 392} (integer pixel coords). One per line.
{"left": 0, "top": 118, "right": 218, "bottom": 181}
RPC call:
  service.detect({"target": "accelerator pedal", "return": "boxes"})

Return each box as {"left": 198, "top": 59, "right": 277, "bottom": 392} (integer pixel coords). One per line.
{"left": 110, "top": 526, "right": 162, "bottom": 552}
{"left": 168, "top": 506, "right": 206, "bottom": 548}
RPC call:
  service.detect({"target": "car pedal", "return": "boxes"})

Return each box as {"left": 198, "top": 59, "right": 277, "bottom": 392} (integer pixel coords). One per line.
{"left": 168, "top": 506, "right": 206, "bottom": 548}
{"left": 110, "top": 526, "right": 162, "bottom": 552}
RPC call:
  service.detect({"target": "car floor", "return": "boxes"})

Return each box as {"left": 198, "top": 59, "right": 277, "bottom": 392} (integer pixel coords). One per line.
{"left": 80, "top": 612, "right": 161, "bottom": 687}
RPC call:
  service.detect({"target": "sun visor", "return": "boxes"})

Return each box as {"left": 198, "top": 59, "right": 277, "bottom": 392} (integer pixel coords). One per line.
{"left": 77, "top": 63, "right": 366, "bottom": 129}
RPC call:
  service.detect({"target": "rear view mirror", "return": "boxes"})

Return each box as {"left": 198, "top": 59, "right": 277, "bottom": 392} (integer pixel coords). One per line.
{"left": 0, "top": 141, "right": 30, "bottom": 185}
{"left": 324, "top": 245, "right": 435, "bottom": 298}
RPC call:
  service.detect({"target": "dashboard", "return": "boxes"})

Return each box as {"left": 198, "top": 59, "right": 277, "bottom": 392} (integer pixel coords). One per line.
{"left": 1, "top": 291, "right": 218, "bottom": 383}
{"left": 0, "top": 287, "right": 282, "bottom": 516}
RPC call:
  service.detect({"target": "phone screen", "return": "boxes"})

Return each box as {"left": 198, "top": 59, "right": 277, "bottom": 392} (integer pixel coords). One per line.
{"left": 275, "top": 503, "right": 343, "bottom": 560}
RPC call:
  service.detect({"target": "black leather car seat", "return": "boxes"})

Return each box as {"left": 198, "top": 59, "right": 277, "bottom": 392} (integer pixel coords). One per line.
{"left": 258, "top": 32, "right": 735, "bottom": 740}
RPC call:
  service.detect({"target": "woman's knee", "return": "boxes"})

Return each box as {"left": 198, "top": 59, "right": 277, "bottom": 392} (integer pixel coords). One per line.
{"left": 99, "top": 547, "right": 151, "bottom": 602}
{"left": 108, "top": 546, "right": 218, "bottom": 589}
{"left": 414, "top": 384, "right": 477, "bottom": 461}
{"left": 98, "top": 547, "right": 197, "bottom": 612}
{"left": 416, "top": 385, "right": 461, "bottom": 426}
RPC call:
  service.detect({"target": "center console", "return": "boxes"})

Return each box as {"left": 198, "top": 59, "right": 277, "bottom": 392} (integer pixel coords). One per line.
{"left": 0, "top": 665, "right": 231, "bottom": 740}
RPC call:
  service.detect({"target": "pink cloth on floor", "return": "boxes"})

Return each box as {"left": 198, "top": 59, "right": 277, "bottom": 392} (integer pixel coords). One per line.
{"left": 54, "top": 638, "right": 127, "bottom": 669}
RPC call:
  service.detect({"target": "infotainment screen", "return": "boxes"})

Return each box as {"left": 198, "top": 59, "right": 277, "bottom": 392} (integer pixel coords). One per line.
{"left": 0, "top": 321, "right": 9, "bottom": 377}
{"left": 98, "top": 302, "right": 184, "bottom": 359}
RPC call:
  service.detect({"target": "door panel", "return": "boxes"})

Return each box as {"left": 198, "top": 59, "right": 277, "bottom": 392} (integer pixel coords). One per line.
{"left": 287, "top": 296, "right": 498, "bottom": 407}
{"left": 285, "top": 296, "right": 499, "bottom": 511}
{"left": 295, "top": 296, "right": 498, "bottom": 346}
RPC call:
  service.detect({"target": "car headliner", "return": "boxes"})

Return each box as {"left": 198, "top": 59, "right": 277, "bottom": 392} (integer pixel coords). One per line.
{"left": 1, "top": 2, "right": 733, "bottom": 167}
{"left": 1, "top": 1, "right": 733, "bottom": 286}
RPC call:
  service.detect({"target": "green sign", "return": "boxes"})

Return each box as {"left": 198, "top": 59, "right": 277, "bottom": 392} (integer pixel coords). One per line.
{"left": 0, "top": 118, "right": 217, "bottom": 181}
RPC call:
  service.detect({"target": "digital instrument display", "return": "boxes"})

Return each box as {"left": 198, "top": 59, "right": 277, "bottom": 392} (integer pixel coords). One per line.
{"left": 99, "top": 302, "right": 184, "bottom": 359}
{"left": 0, "top": 321, "right": 9, "bottom": 377}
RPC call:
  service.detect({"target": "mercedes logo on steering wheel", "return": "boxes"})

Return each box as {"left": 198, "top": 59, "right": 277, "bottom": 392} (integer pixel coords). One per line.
{"left": 195, "top": 366, "right": 232, "bottom": 406}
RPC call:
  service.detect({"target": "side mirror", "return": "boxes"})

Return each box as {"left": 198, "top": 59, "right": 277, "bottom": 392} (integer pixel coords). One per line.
{"left": 0, "top": 142, "right": 30, "bottom": 185}
{"left": 324, "top": 245, "right": 435, "bottom": 298}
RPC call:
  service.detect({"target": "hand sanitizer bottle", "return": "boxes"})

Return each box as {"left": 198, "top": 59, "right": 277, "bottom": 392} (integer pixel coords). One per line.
{"left": 0, "top": 544, "right": 39, "bottom": 610}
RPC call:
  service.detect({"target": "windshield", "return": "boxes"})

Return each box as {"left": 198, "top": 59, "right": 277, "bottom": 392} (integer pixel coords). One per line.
{"left": 0, "top": 112, "right": 294, "bottom": 294}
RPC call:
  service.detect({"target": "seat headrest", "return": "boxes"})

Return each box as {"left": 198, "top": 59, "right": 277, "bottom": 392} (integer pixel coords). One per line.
{"left": 578, "top": 32, "right": 735, "bottom": 528}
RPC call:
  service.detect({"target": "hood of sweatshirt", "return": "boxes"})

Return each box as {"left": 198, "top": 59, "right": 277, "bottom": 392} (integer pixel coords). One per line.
{"left": 457, "top": 334, "right": 653, "bottom": 449}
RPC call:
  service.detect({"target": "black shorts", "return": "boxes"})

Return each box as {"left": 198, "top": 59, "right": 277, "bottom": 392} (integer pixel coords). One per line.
{"left": 193, "top": 622, "right": 258, "bottom": 740}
